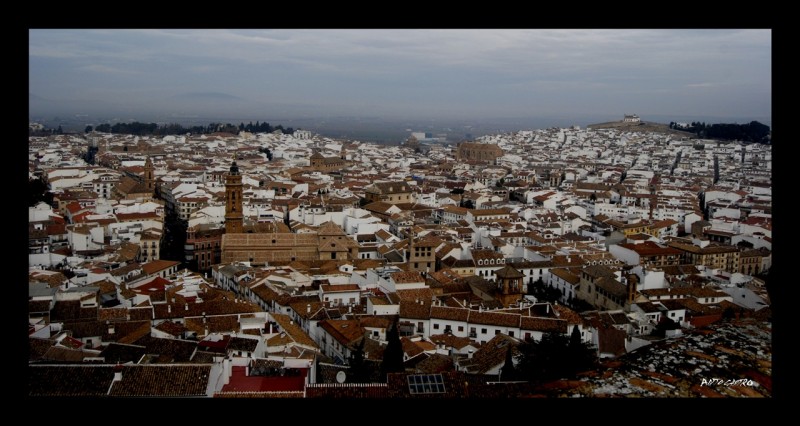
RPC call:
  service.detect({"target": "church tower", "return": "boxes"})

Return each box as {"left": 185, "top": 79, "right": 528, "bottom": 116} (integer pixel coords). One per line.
{"left": 225, "top": 156, "right": 243, "bottom": 234}
{"left": 144, "top": 156, "right": 155, "bottom": 193}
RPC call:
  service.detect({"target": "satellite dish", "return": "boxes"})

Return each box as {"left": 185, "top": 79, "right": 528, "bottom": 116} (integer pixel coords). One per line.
{"left": 336, "top": 371, "right": 347, "bottom": 383}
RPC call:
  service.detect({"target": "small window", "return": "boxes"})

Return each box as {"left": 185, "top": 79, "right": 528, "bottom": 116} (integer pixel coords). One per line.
{"left": 481, "top": 328, "right": 487, "bottom": 334}
{"left": 433, "top": 323, "right": 440, "bottom": 330}
{"left": 458, "top": 326, "right": 464, "bottom": 332}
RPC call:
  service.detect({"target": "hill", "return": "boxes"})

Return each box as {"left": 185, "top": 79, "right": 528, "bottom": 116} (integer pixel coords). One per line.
{"left": 587, "top": 120, "right": 697, "bottom": 138}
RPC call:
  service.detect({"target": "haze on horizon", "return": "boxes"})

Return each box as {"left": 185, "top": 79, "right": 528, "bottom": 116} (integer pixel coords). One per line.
{"left": 29, "top": 29, "right": 771, "bottom": 130}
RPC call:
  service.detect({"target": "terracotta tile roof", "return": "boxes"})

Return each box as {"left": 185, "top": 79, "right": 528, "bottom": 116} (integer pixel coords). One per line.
{"left": 320, "top": 284, "right": 361, "bottom": 293}
{"left": 50, "top": 300, "right": 98, "bottom": 323}
{"left": 29, "top": 337, "right": 55, "bottom": 360}
{"left": 519, "top": 317, "right": 568, "bottom": 333}
{"left": 41, "top": 346, "right": 94, "bottom": 363}
{"left": 289, "top": 300, "right": 325, "bottom": 320}
{"left": 398, "top": 296, "right": 433, "bottom": 320}
{"left": 152, "top": 295, "right": 262, "bottom": 320}
{"left": 391, "top": 271, "right": 426, "bottom": 284}
{"left": 228, "top": 337, "right": 259, "bottom": 352}
{"left": 269, "top": 313, "right": 319, "bottom": 349}
{"left": 318, "top": 319, "right": 366, "bottom": 347}
{"left": 550, "top": 268, "right": 581, "bottom": 285}
{"left": 468, "top": 311, "right": 521, "bottom": 328}
{"left": 471, "top": 249, "right": 505, "bottom": 260}
{"left": 251, "top": 284, "right": 281, "bottom": 304}
{"left": 185, "top": 314, "right": 242, "bottom": 335}
{"left": 109, "top": 365, "right": 212, "bottom": 397}
{"left": 429, "top": 333, "right": 475, "bottom": 350}
{"left": 552, "top": 304, "right": 584, "bottom": 325}
{"left": 358, "top": 316, "right": 393, "bottom": 329}
{"left": 155, "top": 320, "right": 188, "bottom": 337}
{"left": 98, "top": 307, "right": 129, "bottom": 322}
{"left": 29, "top": 365, "right": 115, "bottom": 397}
{"left": 100, "top": 343, "right": 147, "bottom": 364}
{"left": 595, "top": 277, "right": 628, "bottom": 299}
{"left": 430, "top": 306, "right": 470, "bottom": 322}
{"left": 401, "top": 337, "right": 436, "bottom": 358}
{"left": 29, "top": 300, "right": 52, "bottom": 313}
{"left": 459, "top": 334, "right": 520, "bottom": 374}
{"left": 127, "top": 306, "right": 154, "bottom": 321}
{"left": 494, "top": 265, "right": 524, "bottom": 279}
{"left": 141, "top": 260, "right": 180, "bottom": 276}
{"left": 64, "top": 321, "right": 106, "bottom": 338}
{"left": 131, "top": 335, "right": 198, "bottom": 363}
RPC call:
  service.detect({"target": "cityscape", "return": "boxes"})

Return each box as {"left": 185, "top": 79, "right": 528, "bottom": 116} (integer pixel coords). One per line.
{"left": 28, "top": 29, "right": 772, "bottom": 398}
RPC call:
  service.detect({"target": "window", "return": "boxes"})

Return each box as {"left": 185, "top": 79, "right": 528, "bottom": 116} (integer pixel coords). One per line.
{"left": 433, "top": 323, "right": 440, "bottom": 330}
{"left": 481, "top": 328, "right": 487, "bottom": 334}
{"left": 458, "top": 326, "right": 464, "bottom": 332}
{"left": 509, "top": 331, "right": 515, "bottom": 337}
{"left": 495, "top": 330, "right": 501, "bottom": 335}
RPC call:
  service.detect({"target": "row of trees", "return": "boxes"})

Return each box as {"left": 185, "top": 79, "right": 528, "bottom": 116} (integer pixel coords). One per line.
{"left": 86, "top": 121, "right": 295, "bottom": 137}
{"left": 29, "top": 125, "right": 63, "bottom": 137}
{"left": 346, "top": 318, "right": 597, "bottom": 384}
{"left": 669, "top": 121, "right": 770, "bottom": 143}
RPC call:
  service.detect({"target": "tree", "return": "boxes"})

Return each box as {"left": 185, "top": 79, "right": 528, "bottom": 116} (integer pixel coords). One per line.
{"left": 567, "top": 325, "right": 596, "bottom": 374}
{"left": 500, "top": 345, "right": 517, "bottom": 381}
{"left": 651, "top": 317, "right": 680, "bottom": 337}
{"left": 516, "top": 330, "right": 596, "bottom": 383}
{"left": 349, "top": 335, "right": 370, "bottom": 383}
{"left": 381, "top": 319, "right": 404, "bottom": 379}
{"left": 496, "top": 178, "right": 505, "bottom": 188}
{"left": 84, "top": 125, "right": 93, "bottom": 133}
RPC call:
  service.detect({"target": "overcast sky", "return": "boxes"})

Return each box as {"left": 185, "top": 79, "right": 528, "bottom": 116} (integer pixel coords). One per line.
{"left": 29, "top": 29, "right": 771, "bottom": 123}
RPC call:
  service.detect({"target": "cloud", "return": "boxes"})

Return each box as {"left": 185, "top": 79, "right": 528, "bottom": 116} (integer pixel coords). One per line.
{"left": 28, "top": 29, "right": 771, "bottom": 121}
{"left": 80, "top": 64, "right": 140, "bottom": 75}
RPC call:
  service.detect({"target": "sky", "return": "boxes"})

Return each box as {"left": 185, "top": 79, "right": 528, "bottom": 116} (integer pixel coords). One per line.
{"left": 29, "top": 29, "right": 771, "bottom": 125}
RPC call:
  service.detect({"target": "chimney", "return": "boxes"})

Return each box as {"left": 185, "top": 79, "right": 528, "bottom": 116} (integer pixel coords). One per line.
{"left": 113, "top": 364, "right": 123, "bottom": 382}
{"left": 185, "top": 303, "right": 189, "bottom": 311}
{"left": 107, "top": 321, "right": 115, "bottom": 335}
{"left": 223, "top": 358, "right": 231, "bottom": 385}
{"left": 468, "top": 350, "right": 474, "bottom": 359}
{"left": 167, "top": 304, "right": 171, "bottom": 313}
{"left": 307, "top": 304, "right": 311, "bottom": 313}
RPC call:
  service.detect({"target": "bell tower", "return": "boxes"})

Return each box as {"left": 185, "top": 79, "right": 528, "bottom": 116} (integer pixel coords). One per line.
{"left": 144, "top": 156, "right": 155, "bottom": 193}
{"left": 225, "top": 156, "right": 243, "bottom": 234}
